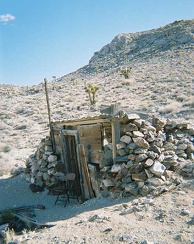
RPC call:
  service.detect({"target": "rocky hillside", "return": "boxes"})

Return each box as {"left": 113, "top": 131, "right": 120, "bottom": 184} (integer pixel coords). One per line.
{"left": 74, "top": 19, "right": 194, "bottom": 76}
{"left": 0, "top": 19, "right": 193, "bottom": 176}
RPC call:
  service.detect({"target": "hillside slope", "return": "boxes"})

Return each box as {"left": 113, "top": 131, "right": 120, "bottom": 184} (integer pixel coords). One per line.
{"left": 0, "top": 19, "right": 193, "bottom": 174}
{"left": 74, "top": 19, "right": 194, "bottom": 76}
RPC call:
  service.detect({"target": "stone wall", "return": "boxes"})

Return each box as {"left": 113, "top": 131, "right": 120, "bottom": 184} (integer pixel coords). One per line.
{"left": 25, "top": 116, "right": 194, "bottom": 197}
{"left": 25, "top": 137, "right": 65, "bottom": 190}
{"left": 100, "top": 116, "right": 194, "bottom": 198}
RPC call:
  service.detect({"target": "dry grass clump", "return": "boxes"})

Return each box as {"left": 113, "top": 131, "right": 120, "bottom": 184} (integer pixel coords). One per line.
{"left": 1, "top": 145, "right": 11, "bottom": 153}
{"left": 158, "top": 100, "right": 182, "bottom": 114}
{"left": 183, "top": 97, "right": 194, "bottom": 108}
{"left": 0, "top": 153, "right": 11, "bottom": 176}
{"left": 3, "top": 228, "right": 17, "bottom": 243}
{"left": 0, "top": 142, "right": 12, "bottom": 153}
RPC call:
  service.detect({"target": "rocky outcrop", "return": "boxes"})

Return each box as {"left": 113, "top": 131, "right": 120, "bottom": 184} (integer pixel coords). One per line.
{"left": 75, "top": 19, "right": 194, "bottom": 76}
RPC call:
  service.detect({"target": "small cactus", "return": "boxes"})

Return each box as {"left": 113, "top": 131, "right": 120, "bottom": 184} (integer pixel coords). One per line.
{"left": 84, "top": 83, "right": 99, "bottom": 105}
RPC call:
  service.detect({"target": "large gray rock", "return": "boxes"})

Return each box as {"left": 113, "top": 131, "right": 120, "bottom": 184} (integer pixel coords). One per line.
{"left": 187, "top": 143, "right": 194, "bottom": 153}
{"left": 144, "top": 158, "right": 154, "bottom": 167}
{"left": 48, "top": 154, "right": 58, "bottom": 163}
{"left": 134, "top": 148, "right": 148, "bottom": 154}
{"left": 111, "top": 164, "right": 123, "bottom": 173}
{"left": 124, "top": 123, "right": 138, "bottom": 132}
{"left": 149, "top": 160, "right": 166, "bottom": 177}
{"left": 133, "top": 137, "right": 149, "bottom": 149}
{"left": 102, "top": 179, "right": 115, "bottom": 187}
{"left": 120, "top": 135, "right": 132, "bottom": 144}
{"left": 177, "top": 143, "right": 187, "bottom": 150}
{"left": 133, "top": 131, "right": 144, "bottom": 137}
{"left": 147, "top": 177, "right": 165, "bottom": 186}
{"left": 128, "top": 142, "right": 137, "bottom": 150}
{"left": 147, "top": 151, "right": 159, "bottom": 159}
{"left": 132, "top": 172, "right": 147, "bottom": 181}
{"left": 129, "top": 163, "right": 144, "bottom": 174}
{"left": 135, "top": 154, "right": 148, "bottom": 162}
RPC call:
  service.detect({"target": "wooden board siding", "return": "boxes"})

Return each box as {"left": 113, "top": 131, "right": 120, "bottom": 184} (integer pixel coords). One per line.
{"left": 79, "top": 124, "right": 103, "bottom": 164}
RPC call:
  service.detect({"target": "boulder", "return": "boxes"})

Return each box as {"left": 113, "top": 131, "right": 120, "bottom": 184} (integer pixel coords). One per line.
{"left": 48, "top": 155, "right": 58, "bottom": 163}
{"left": 133, "top": 131, "right": 144, "bottom": 137}
{"left": 111, "top": 164, "right": 123, "bottom": 173}
{"left": 120, "top": 135, "right": 132, "bottom": 144}
{"left": 149, "top": 161, "right": 166, "bottom": 177}
{"left": 144, "top": 158, "right": 154, "bottom": 167}
{"left": 133, "top": 137, "right": 149, "bottom": 149}
{"left": 147, "top": 177, "right": 165, "bottom": 186}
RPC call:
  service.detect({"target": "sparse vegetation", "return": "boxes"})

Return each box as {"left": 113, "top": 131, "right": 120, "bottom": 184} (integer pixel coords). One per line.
{"left": 84, "top": 83, "right": 99, "bottom": 105}
{"left": 1, "top": 145, "right": 11, "bottom": 153}
{"left": 158, "top": 101, "right": 182, "bottom": 114}
{"left": 120, "top": 67, "right": 132, "bottom": 79}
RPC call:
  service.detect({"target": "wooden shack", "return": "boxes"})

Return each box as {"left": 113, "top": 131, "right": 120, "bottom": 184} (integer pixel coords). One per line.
{"left": 50, "top": 104, "right": 140, "bottom": 200}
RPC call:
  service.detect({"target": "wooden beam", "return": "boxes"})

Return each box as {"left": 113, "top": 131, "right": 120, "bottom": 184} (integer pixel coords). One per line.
{"left": 52, "top": 118, "right": 111, "bottom": 126}
{"left": 111, "top": 103, "right": 120, "bottom": 163}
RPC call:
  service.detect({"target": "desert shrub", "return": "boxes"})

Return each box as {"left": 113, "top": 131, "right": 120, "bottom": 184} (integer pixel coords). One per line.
{"left": 2, "top": 145, "right": 11, "bottom": 153}
{"left": 16, "top": 108, "right": 26, "bottom": 114}
{"left": 0, "top": 152, "right": 14, "bottom": 176}
{"left": 183, "top": 97, "right": 194, "bottom": 108}
{"left": 4, "top": 228, "right": 17, "bottom": 243}
{"left": 158, "top": 101, "right": 182, "bottom": 114}
{"left": 15, "top": 125, "right": 27, "bottom": 130}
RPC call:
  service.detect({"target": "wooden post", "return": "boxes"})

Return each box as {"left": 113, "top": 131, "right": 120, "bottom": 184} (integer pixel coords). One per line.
{"left": 111, "top": 103, "right": 120, "bottom": 163}
{"left": 44, "top": 78, "right": 55, "bottom": 150}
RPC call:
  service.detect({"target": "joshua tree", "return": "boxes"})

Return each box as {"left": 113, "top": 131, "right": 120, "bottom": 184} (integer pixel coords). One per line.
{"left": 84, "top": 83, "right": 99, "bottom": 105}
{"left": 120, "top": 67, "right": 132, "bottom": 79}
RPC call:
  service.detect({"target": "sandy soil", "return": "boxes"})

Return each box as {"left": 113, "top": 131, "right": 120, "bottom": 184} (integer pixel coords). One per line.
{"left": 0, "top": 173, "right": 194, "bottom": 244}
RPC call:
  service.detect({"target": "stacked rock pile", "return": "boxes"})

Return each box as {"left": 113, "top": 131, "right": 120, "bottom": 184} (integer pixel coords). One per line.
{"left": 25, "top": 115, "right": 194, "bottom": 198}
{"left": 100, "top": 116, "right": 194, "bottom": 198}
{"left": 25, "top": 137, "right": 64, "bottom": 190}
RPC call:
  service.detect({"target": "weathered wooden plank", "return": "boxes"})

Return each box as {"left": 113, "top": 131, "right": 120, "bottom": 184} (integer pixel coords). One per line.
{"left": 62, "top": 129, "right": 78, "bottom": 136}
{"left": 52, "top": 118, "right": 111, "bottom": 126}
{"left": 89, "top": 150, "right": 103, "bottom": 164}
{"left": 88, "top": 164, "right": 100, "bottom": 197}
{"left": 79, "top": 144, "right": 94, "bottom": 199}
{"left": 59, "top": 132, "right": 67, "bottom": 173}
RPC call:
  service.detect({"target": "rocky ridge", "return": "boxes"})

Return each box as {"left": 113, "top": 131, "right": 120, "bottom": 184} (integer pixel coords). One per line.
{"left": 73, "top": 19, "right": 194, "bottom": 76}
